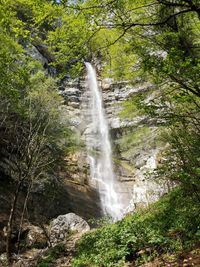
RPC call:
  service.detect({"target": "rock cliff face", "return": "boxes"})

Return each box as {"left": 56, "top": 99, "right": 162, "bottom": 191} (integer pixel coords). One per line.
{"left": 59, "top": 74, "right": 171, "bottom": 218}
{"left": 22, "top": 44, "right": 170, "bottom": 218}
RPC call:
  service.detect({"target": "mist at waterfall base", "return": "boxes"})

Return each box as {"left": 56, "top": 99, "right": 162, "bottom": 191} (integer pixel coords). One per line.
{"left": 85, "top": 62, "right": 124, "bottom": 221}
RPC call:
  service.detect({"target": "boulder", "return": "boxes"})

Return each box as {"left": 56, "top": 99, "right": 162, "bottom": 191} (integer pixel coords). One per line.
{"left": 49, "top": 213, "right": 90, "bottom": 246}
{"left": 25, "top": 225, "right": 48, "bottom": 249}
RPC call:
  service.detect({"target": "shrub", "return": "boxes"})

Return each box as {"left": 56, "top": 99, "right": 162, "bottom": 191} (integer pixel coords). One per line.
{"left": 73, "top": 188, "right": 200, "bottom": 266}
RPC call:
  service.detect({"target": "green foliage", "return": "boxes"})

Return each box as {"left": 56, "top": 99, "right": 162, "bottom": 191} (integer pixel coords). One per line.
{"left": 73, "top": 188, "right": 200, "bottom": 266}
{"left": 0, "top": 60, "right": 74, "bottom": 182}
{"left": 37, "top": 255, "right": 55, "bottom": 267}
{"left": 46, "top": 8, "right": 91, "bottom": 76}
{"left": 37, "top": 243, "right": 66, "bottom": 267}
{"left": 117, "top": 127, "right": 156, "bottom": 160}
{"left": 0, "top": 0, "right": 93, "bottom": 77}
{"left": 88, "top": 216, "right": 113, "bottom": 228}
{"left": 0, "top": 4, "right": 79, "bottom": 249}
{"left": 0, "top": 31, "right": 28, "bottom": 110}
{"left": 154, "top": 110, "right": 200, "bottom": 198}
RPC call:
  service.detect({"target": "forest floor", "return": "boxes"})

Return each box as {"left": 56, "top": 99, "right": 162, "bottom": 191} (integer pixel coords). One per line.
{"left": 7, "top": 232, "right": 83, "bottom": 267}
{"left": 125, "top": 246, "right": 200, "bottom": 267}
{"left": 53, "top": 232, "right": 82, "bottom": 267}
{"left": 0, "top": 237, "right": 200, "bottom": 266}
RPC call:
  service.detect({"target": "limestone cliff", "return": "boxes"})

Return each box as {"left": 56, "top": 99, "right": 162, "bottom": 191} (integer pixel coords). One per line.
{"left": 59, "top": 73, "right": 171, "bottom": 217}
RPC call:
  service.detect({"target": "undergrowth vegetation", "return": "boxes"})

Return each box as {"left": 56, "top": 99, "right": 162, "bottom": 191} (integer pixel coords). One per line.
{"left": 73, "top": 188, "right": 200, "bottom": 267}
{"left": 36, "top": 244, "right": 66, "bottom": 267}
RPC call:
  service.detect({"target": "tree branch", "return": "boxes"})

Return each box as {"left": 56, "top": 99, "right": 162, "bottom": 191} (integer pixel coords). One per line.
{"left": 156, "top": 0, "right": 190, "bottom": 7}
{"left": 170, "top": 74, "right": 200, "bottom": 97}
{"left": 113, "top": 8, "right": 197, "bottom": 29}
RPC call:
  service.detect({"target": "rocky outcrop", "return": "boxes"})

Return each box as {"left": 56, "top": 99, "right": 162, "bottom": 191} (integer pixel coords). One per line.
{"left": 25, "top": 225, "right": 47, "bottom": 249}
{"left": 49, "top": 213, "right": 90, "bottom": 246}
{"left": 2, "top": 214, "right": 89, "bottom": 266}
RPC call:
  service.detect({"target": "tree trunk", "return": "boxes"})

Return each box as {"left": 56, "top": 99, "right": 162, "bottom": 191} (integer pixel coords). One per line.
{"left": 16, "top": 181, "right": 33, "bottom": 253}
{"left": 6, "top": 181, "right": 22, "bottom": 265}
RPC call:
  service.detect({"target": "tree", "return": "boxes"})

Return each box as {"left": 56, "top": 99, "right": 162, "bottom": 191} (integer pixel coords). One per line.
{"left": 0, "top": 70, "right": 73, "bottom": 262}
{"left": 75, "top": 1, "right": 199, "bottom": 105}
{"left": 1, "top": 0, "right": 92, "bottom": 77}
{"left": 0, "top": 1, "right": 82, "bottom": 263}
{"left": 73, "top": 0, "right": 200, "bottom": 199}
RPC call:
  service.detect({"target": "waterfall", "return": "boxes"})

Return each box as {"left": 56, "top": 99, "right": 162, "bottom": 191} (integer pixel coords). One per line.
{"left": 85, "top": 62, "right": 123, "bottom": 220}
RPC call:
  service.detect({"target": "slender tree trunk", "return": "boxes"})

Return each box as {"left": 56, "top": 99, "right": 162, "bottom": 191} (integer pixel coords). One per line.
{"left": 6, "top": 181, "right": 22, "bottom": 265}
{"left": 39, "top": 223, "right": 52, "bottom": 248}
{"left": 16, "top": 181, "right": 33, "bottom": 253}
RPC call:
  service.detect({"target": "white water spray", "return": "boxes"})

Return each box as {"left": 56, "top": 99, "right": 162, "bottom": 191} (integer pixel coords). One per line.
{"left": 85, "top": 62, "right": 123, "bottom": 220}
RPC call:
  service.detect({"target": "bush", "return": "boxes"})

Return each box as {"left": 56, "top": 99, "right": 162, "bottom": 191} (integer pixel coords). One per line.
{"left": 73, "top": 188, "right": 200, "bottom": 267}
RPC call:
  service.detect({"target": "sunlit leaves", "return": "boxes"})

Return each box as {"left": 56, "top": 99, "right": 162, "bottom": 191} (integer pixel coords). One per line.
{"left": 74, "top": 188, "right": 200, "bottom": 267}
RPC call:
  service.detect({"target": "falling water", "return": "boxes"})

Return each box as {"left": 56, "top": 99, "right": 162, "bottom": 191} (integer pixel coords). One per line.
{"left": 85, "top": 62, "right": 123, "bottom": 220}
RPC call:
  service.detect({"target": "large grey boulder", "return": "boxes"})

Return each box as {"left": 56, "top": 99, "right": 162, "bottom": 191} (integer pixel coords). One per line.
{"left": 49, "top": 213, "right": 90, "bottom": 246}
